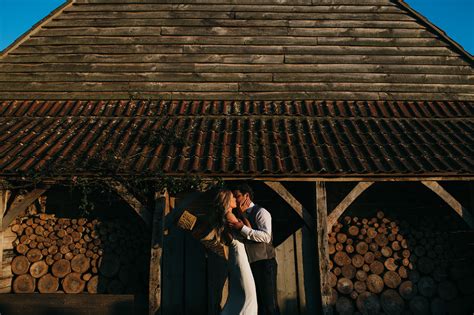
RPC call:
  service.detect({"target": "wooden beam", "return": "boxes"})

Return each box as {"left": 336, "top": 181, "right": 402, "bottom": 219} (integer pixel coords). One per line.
{"left": 1, "top": 188, "right": 47, "bottom": 231}
{"left": 316, "top": 182, "right": 332, "bottom": 315}
{"left": 6, "top": 175, "right": 474, "bottom": 184}
{"left": 215, "top": 176, "right": 474, "bottom": 182}
{"left": 108, "top": 180, "right": 151, "bottom": 227}
{"left": 149, "top": 190, "right": 169, "bottom": 315}
{"left": 327, "top": 182, "right": 374, "bottom": 230}
{"left": 264, "top": 181, "right": 315, "bottom": 231}
{"left": 422, "top": 181, "right": 474, "bottom": 229}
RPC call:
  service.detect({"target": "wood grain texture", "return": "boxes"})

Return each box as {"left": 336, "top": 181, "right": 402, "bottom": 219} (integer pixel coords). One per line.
{"left": 276, "top": 234, "right": 299, "bottom": 315}
{"left": 66, "top": 4, "right": 402, "bottom": 13}
{"left": 316, "top": 182, "right": 332, "bottom": 315}
{"left": 0, "top": 190, "right": 11, "bottom": 289}
{"left": 294, "top": 229, "right": 307, "bottom": 314}
{"left": 162, "top": 196, "right": 185, "bottom": 315}
{"left": 149, "top": 191, "right": 169, "bottom": 315}
{"left": 0, "top": 0, "right": 472, "bottom": 100}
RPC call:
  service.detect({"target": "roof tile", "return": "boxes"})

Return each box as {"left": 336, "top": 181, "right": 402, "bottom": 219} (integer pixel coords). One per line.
{"left": 0, "top": 100, "right": 473, "bottom": 177}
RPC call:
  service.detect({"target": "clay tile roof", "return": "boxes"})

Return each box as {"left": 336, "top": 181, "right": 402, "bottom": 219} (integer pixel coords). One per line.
{"left": 1, "top": 100, "right": 473, "bottom": 177}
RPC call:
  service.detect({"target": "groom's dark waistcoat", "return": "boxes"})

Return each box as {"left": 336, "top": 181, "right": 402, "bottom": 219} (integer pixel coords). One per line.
{"left": 244, "top": 205, "right": 276, "bottom": 264}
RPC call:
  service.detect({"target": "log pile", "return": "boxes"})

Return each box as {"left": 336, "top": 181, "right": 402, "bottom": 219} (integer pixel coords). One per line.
{"left": 329, "top": 211, "right": 474, "bottom": 314}
{"left": 10, "top": 214, "right": 148, "bottom": 294}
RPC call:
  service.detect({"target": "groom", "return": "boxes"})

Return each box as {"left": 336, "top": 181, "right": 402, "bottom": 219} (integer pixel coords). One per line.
{"left": 229, "top": 184, "right": 280, "bottom": 315}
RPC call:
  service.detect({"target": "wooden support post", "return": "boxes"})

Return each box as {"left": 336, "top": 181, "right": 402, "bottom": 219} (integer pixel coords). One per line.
{"left": 316, "top": 182, "right": 332, "bottom": 315}
{"left": 0, "top": 190, "right": 11, "bottom": 279}
{"left": 422, "top": 181, "right": 474, "bottom": 229}
{"left": 149, "top": 190, "right": 169, "bottom": 315}
{"left": 109, "top": 180, "right": 151, "bottom": 227}
{"left": 1, "top": 188, "right": 47, "bottom": 231}
{"left": 327, "top": 182, "right": 374, "bottom": 230}
{"left": 264, "top": 181, "right": 315, "bottom": 231}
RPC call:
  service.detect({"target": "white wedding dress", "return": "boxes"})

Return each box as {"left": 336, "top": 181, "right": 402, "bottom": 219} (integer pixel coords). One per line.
{"left": 221, "top": 236, "right": 258, "bottom": 315}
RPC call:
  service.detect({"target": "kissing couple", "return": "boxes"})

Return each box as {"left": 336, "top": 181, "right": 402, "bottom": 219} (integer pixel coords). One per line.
{"left": 212, "top": 184, "right": 280, "bottom": 315}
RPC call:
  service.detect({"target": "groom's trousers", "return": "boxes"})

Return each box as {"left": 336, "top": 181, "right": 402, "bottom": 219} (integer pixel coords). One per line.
{"left": 250, "top": 258, "right": 280, "bottom": 315}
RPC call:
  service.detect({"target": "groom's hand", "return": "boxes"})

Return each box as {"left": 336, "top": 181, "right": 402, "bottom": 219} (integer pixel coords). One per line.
{"left": 228, "top": 220, "right": 244, "bottom": 230}
{"left": 239, "top": 197, "right": 251, "bottom": 212}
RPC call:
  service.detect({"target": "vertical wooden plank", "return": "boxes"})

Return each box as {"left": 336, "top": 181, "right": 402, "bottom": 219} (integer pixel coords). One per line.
{"left": 0, "top": 237, "right": 14, "bottom": 293}
{"left": 294, "top": 228, "right": 306, "bottom": 314}
{"left": 149, "top": 191, "right": 169, "bottom": 315}
{"left": 0, "top": 190, "right": 12, "bottom": 293}
{"left": 163, "top": 196, "right": 185, "bottom": 315}
{"left": 276, "top": 234, "right": 298, "bottom": 315}
{"left": 207, "top": 252, "right": 228, "bottom": 315}
{"left": 316, "top": 182, "right": 332, "bottom": 315}
{"left": 184, "top": 232, "right": 207, "bottom": 315}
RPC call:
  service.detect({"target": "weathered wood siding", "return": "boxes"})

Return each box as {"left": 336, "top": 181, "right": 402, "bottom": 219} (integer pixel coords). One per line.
{"left": 0, "top": 191, "right": 13, "bottom": 294}
{"left": 0, "top": 0, "right": 472, "bottom": 100}
{"left": 0, "top": 227, "right": 14, "bottom": 293}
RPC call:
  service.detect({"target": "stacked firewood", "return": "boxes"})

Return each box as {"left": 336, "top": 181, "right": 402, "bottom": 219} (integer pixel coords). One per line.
{"left": 10, "top": 214, "right": 148, "bottom": 294}
{"left": 329, "top": 211, "right": 474, "bottom": 314}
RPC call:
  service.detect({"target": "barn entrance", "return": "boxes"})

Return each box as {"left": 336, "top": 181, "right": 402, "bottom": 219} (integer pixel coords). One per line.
{"left": 161, "top": 181, "right": 318, "bottom": 315}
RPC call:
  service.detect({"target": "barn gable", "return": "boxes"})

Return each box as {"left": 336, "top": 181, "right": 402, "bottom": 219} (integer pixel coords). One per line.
{"left": 0, "top": 0, "right": 472, "bottom": 101}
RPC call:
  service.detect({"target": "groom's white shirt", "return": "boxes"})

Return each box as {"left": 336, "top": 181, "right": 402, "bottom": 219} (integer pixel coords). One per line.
{"left": 240, "top": 202, "right": 272, "bottom": 244}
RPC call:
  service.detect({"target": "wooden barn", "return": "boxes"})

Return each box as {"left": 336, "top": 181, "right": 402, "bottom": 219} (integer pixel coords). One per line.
{"left": 0, "top": 0, "right": 473, "bottom": 314}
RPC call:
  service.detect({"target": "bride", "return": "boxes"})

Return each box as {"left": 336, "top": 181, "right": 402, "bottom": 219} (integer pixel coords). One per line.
{"left": 212, "top": 190, "right": 258, "bottom": 315}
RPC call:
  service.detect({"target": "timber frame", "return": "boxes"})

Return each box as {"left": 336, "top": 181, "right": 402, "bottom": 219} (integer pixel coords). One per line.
{"left": 0, "top": 176, "right": 473, "bottom": 314}
{"left": 123, "top": 176, "right": 474, "bottom": 314}
{"left": 258, "top": 178, "right": 474, "bottom": 313}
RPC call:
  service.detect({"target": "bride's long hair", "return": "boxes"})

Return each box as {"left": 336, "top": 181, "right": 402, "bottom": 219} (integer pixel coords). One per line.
{"left": 210, "top": 190, "right": 233, "bottom": 240}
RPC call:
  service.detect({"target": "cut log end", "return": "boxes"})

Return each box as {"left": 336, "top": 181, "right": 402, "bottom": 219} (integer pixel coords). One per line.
{"left": 62, "top": 272, "right": 85, "bottom": 294}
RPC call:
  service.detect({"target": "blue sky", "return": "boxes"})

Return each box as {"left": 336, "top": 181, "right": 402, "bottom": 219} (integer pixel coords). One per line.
{"left": 0, "top": 0, "right": 473, "bottom": 54}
